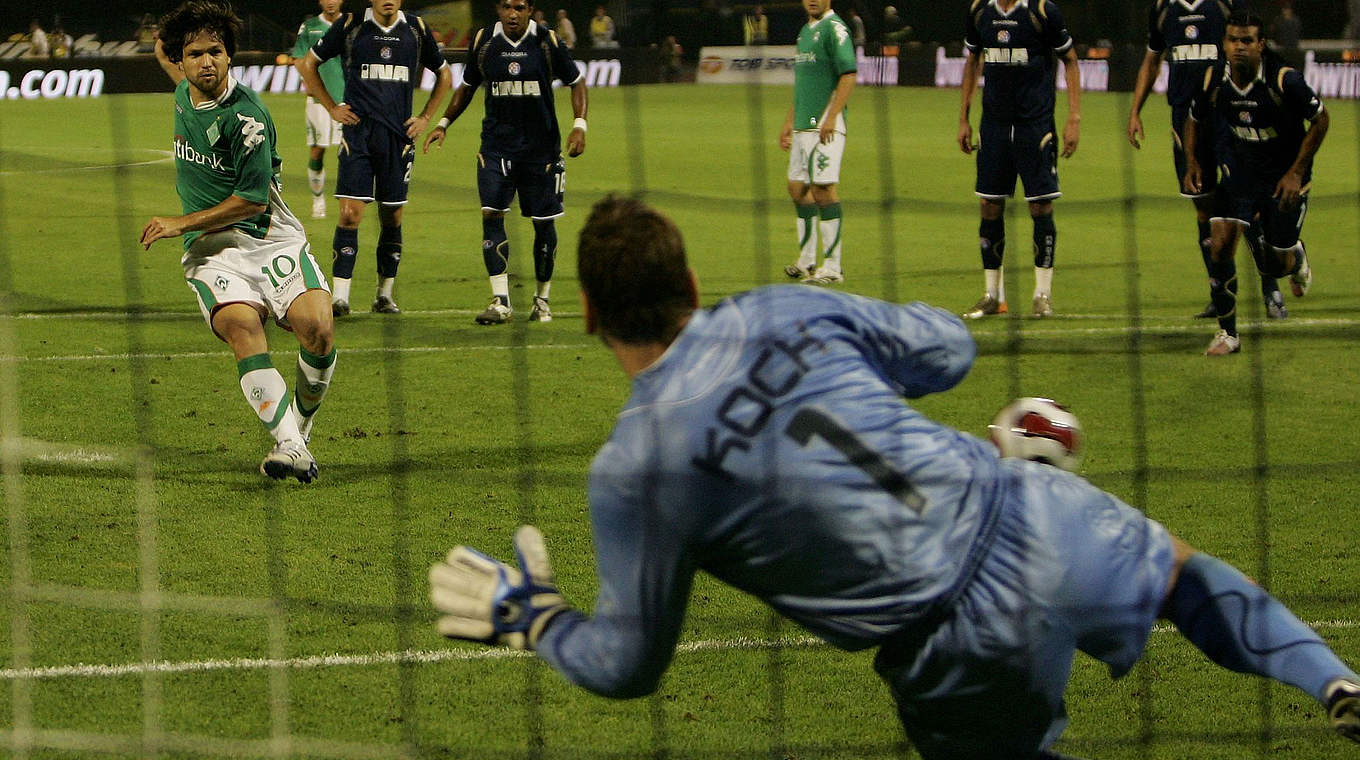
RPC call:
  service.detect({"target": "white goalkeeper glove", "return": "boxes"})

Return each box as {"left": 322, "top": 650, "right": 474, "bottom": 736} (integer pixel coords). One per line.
{"left": 428, "top": 525, "right": 571, "bottom": 650}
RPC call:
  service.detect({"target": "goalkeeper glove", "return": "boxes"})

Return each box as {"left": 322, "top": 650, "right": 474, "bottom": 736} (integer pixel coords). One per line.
{"left": 428, "top": 525, "right": 571, "bottom": 650}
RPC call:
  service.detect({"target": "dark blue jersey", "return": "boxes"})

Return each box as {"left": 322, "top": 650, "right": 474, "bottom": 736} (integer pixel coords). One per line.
{"left": 964, "top": 0, "right": 1073, "bottom": 124}
{"left": 311, "top": 9, "right": 447, "bottom": 140}
{"left": 463, "top": 20, "right": 582, "bottom": 162}
{"left": 1147, "top": 0, "right": 1243, "bottom": 108}
{"left": 1190, "top": 55, "right": 1324, "bottom": 190}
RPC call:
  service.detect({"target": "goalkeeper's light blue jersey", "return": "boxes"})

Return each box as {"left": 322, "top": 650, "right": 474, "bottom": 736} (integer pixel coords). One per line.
{"left": 538, "top": 286, "right": 1007, "bottom": 698}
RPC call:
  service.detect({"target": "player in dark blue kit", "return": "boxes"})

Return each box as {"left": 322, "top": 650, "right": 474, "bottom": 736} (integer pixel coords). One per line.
{"left": 958, "top": 0, "right": 1082, "bottom": 320}
{"left": 1184, "top": 12, "right": 1326, "bottom": 356}
{"left": 423, "top": 0, "right": 587, "bottom": 325}
{"left": 429, "top": 195, "right": 1360, "bottom": 759}
{"left": 1128, "top": 0, "right": 1287, "bottom": 320}
{"left": 298, "top": 0, "right": 452, "bottom": 316}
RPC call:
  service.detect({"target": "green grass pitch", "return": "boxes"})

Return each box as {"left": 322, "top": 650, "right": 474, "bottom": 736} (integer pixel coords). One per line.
{"left": 0, "top": 83, "right": 1357, "bottom": 758}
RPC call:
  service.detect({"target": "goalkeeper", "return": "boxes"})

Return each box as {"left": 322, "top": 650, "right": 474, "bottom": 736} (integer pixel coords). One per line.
{"left": 430, "top": 196, "right": 1360, "bottom": 760}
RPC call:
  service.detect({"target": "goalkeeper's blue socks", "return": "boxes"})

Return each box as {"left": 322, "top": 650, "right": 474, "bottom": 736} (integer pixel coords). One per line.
{"left": 1166, "top": 552, "right": 1359, "bottom": 702}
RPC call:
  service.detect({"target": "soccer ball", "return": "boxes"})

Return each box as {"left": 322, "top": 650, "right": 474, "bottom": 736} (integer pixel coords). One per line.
{"left": 988, "top": 397, "right": 1083, "bottom": 472}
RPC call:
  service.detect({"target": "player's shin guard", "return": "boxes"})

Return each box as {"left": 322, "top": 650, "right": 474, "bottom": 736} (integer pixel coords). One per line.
{"left": 795, "top": 203, "right": 818, "bottom": 269}
{"left": 980, "top": 217, "right": 1005, "bottom": 270}
{"left": 1242, "top": 221, "right": 1281, "bottom": 295}
{"left": 1208, "top": 255, "right": 1238, "bottom": 335}
{"left": 332, "top": 227, "right": 359, "bottom": 280}
{"left": 237, "top": 353, "right": 302, "bottom": 444}
{"left": 482, "top": 216, "right": 509, "bottom": 276}
{"left": 818, "top": 202, "right": 843, "bottom": 272}
{"left": 377, "top": 225, "right": 402, "bottom": 278}
{"left": 307, "top": 158, "right": 325, "bottom": 197}
{"left": 293, "top": 347, "right": 336, "bottom": 424}
{"left": 1167, "top": 553, "right": 1360, "bottom": 702}
{"left": 532, "top": 219, "right": 557, "bottom": 283}
{"left": 1032, "top": 213, "right": 1056, "bottom": 269}
{"left": 1197, "top": 219, "right": 1213, "bottom": 274}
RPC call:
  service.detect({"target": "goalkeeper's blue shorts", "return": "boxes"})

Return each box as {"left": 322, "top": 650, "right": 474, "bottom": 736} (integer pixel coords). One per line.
{"left": 873, "top": 459, "right": 1174, "bottom": 760}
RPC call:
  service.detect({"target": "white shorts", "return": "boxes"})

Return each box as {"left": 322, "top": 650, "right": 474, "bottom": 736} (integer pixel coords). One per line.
{"left": 786, "top": 129, "right": 846, "bottom": 186}
{"left": 182, "top": 228, "right": 329, "bottom": 334}
{"left": 305, "top": 97, "right": 343, "bottom": 148}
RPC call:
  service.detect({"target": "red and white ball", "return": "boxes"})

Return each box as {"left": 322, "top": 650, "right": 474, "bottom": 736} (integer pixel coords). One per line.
{"left": 988, "top": 397, "right": 1083, "bottom": 472}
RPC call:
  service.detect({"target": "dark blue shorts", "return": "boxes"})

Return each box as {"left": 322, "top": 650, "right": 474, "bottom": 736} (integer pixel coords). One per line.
{"left": 336, "top": 121, "right": 414, "bottom": 205}
{"left": 975, "top": 118, "right": 1060, "bottom": 201}
{"left": 1172, "top": 105, "right": 1219, "bottom": 199}
{"left": 477, "top": 152, "right": 566, "bottom": 220}
{"left": 1214, "top": 184, "right": 1309, "bottom": 248}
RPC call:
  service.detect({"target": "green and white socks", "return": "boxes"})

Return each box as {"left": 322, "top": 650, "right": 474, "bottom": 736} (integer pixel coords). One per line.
{"left": 238, "top": 353, "right": 301, "bottom": 444}
{"left": 292, "top": 347, "right": 337, "bottom": 441}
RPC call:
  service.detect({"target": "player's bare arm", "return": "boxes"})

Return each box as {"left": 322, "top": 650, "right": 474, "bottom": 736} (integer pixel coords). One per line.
{"left": 1127, "top": 49, "right": 1160, "bottom": 149}
{"left": 407, "top": 65, "right": 453, "bottom": 139}
{"left": 298, "top": 51, "right": 358, "bottom": 125}
{"left": 1182, "top": 116, "right": 1203, "bottom": 194}
{"left": 779, "top": 106, "right": 794, "bottom": 151}
{"left": 140, "top": 195, "right": 267, "bottom": 250}
{"left": 1275, "top": 109, "right": 1328, "bottom": 210}
{"left": 817, "top": 72, "right": 856, "bottom": 145}
{"left": 154, "top": 38, "right": 185, "bottom": 85}
{"left": 423, "top": 82, "right": 477, "bottom": 152}
{"left": 1060, "top": 47, "right": 1081, "bottom": 158}
{"left": 566, "top": 78, "right": 588, "bottom": 157}
{"left": 958, "top": 52, "right": 982, "bottom": 154}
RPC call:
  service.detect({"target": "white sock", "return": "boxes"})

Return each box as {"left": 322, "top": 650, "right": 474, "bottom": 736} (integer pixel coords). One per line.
{"left": 536, "top": 280, "right": 551, "bottom": 299}
{"left": 1034, "top": 266, "right": 1053, "bottom": 298}
{"left": 308, "top": 168, "right": 325, "bottom": 197}
{"left": 984, "top": 267, "right": 1004, "bottom": 301}
{"left": 332, "top": 277, "right": 352, "bottom": 303}
{"left": 293, "top": 348, "right": 336, "bottom": 438}
{"left": 377, "top": 277, "right": 395, "bottom": 299}
{"left": 238, "top": 358, "right": 301, "bottom": 444}
{"left": 796, "top": 209, "right": 818, "bottom": 268}
{"left": 490, "top": 273, "right": 510, "bottom": 301}
{"left": 818, "top": 216, "right": 843, "bottom": 273}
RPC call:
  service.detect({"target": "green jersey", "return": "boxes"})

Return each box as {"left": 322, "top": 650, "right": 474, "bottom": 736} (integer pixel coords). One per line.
{"left": 172, "top": 78, "right": 290, "bottom": 248}
{"left": 793, "top": 11, "right": 857, "bottom": 132}
{"left": 292, "top": 14, "right": 345, "bottom": 100}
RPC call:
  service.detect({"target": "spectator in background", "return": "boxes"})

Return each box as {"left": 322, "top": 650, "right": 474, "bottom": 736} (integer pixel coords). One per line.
{"left": 882, "top": 5, "right": 912, "bottom": 46}
{"left": 136, "top": 14, "right": 159, "bottom": 53}
{"left": 1271, "top": 3, "right": 1303, "bottom": 68}
{"left": 25, "top": 19, "right": 49, "bottom": 58}
{"left": 845, "top": 6, "right": 866, "bottom": 50}
{"left": 556, "top": 9, "right": 576, "bottom": 47}
{"left": 532, "top": 8, "right": 548, "bottom": 28}
{"left": 1349, "top": 0, "right": 1360, "bottom": 40}
{"left": 743, "top": 3, "right": 769, "bottom": 45}
{"left": 51, "top": 23, "right": 72, "bottom": 58}
{"left": 660, "top": 34, "right": 683, "bottom": 81}
{"left": 589, "top": 5, "right": 617, "bottom": 48}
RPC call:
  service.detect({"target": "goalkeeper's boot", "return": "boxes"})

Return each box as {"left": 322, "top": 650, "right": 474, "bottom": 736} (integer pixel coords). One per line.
{"left": 801, "top": 266, "right": 844, "bottom": 286}
{"left": 475, "top": 297, "right": 513, "bottom": 325}
{"left": 1289, "top": 249, "right": 1312, "bottom": 297}
{"left": 260, "top": 439, "right": 317, "bottom": 483}
{"left": 372, "top": 295, "right": 401, "bottom": 314}
{"left": 962, "top": 294, "right": 1007, "bottom": 319}
{"left": 1032, "top": 294, "right": 1053, "bottom": 318}
{"left": 529, "top": 296, "right": 552, "bottom": 323}
{"left": 1326, "top": 678, "right": 1360, "bottom": 744}
{"left": 1204, "top": 329, "right": 1241, "bottom": 356}
{"left": 1264, "top": 289, "right": 1287, "bottom": 320}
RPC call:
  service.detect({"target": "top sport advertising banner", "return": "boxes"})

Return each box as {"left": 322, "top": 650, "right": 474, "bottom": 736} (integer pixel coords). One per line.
{"left": 697, "top": 45, "right": 899, "bottom": 86}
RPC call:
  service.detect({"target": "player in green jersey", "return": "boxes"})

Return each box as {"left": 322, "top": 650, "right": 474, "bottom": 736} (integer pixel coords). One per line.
{"left": 291, "top": 0, "right": 347, "bottom": 220}
{"left": 142, "top": 1, "right": 338, "bottom": 483}
{"left": 779, "top": 0, "right": 856, "bottom": 286}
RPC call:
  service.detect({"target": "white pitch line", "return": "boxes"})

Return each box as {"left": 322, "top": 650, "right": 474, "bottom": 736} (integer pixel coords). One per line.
{"left": 0, "top": 150, "right": 174, "bottom": 175}
{"left": 2, "top": 622, "right": 1356, "bottom": 682}
{"left": 0, "top": 342, "right": 595, "bottom": 364}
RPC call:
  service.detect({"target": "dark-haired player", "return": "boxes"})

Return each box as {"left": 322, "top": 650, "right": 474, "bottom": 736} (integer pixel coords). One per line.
{"left": 958, "top": 0, "right": 1081, "bottom": 319}
{"left": 298, "top": 0, "right": 452, "bottom": 316}
{"left": 1127, "top": 0, "right": 1286, "bottom": 320}
{"left": 423, "top": 0, "right": 588, "bottom": 325}
{"left": 1184, "top": 12, "right": 1326, "bottom": 355}
{"left": 143, "top": 1, "right": 337, "bottom": 482}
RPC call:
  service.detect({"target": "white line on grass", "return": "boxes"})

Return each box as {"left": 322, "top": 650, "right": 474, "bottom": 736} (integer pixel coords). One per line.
{"left": 2, "top": 622, "right": 1356, "bottom": 682}
{"left": 0, "top": 150, "right": 174, "bottom": 175}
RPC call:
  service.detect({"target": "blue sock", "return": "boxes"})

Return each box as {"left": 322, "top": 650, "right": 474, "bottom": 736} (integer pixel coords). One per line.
{"left": 1207, "top": 255, "right": 1237, "bottom": 336}
{"left": 1166, "top": 553, "right": 1358, "bottom": 702}
{"left": 980, "top": 217, "right": 1005, "bottom": 269}
{"left": 332, "top": 226, "right": 359, "bottom": 280}
{"left": 482, "top": 216, "right": 508, "bottom": 276}
{"left": 1032, "top": 213, "right": 1055, "bottom": 268}
{"left": 377, "top": 224, "right": 402, "bottom": 278}
{"left": 532, "top": 219, "right": 557, "bottom": 283}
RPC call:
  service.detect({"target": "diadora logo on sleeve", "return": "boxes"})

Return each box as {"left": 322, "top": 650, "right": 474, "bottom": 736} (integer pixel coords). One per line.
{"left": 360, "top": 63, "right": 410, "bottom": 82}
{"left": 174, "top": 137, "right": 226, "bottom": 170}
